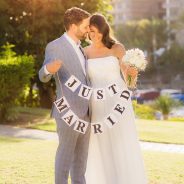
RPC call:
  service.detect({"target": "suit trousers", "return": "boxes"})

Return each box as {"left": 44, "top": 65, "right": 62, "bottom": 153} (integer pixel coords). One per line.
{"left": 55, "top": 111, "right": 90, "bottom": 184}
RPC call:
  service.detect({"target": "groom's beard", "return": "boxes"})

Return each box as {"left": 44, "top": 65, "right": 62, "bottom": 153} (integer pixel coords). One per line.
{"left": 76, "top": 30, "right": 88, "bottom": 40}
{"left": 77, "top": 33, "right": 87, "bottom": 40}
{"left": 81, "top": 33, "right": 88, "bottom": 40}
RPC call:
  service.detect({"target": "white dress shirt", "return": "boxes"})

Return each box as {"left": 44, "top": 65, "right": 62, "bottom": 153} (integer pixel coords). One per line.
{"left": 44, "top": 32, "right": 86, "bottom": 75}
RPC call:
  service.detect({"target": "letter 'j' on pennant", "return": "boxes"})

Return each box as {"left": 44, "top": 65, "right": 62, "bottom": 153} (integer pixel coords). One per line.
{"left": 91, "top": 123, "right": 103, "bottom": 134}
{"left": 54, "top": 97, "right": 70, "bottom": 113}
{"left": 61, "top": 109, "right": 78, "bottom": 127}
{"left": 74, "top": 119, "right": 89, "bottom": 134}
{"left": 64, "top": 75, "right": 81, "bottom": 92}
{"left": 104, "top": 113, "right": 118, "bottom": 128}
{"left": 94, "top": 88, "right": 106, "bottom": 101}
{"left": 78, "top": 84, "right": 92, "bottom": 100}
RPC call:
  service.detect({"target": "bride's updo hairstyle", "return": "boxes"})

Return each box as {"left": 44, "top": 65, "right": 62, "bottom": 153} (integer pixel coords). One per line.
{"left": 90, "top": 14, "right": 116, "bottom": 49}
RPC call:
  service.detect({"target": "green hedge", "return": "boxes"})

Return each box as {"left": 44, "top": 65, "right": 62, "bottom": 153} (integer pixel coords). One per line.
{"left": 132, "top": 100, "right": 155, "bottom": 119}
{"left": 0, "top": 44, "right": 34, "bottom": 121}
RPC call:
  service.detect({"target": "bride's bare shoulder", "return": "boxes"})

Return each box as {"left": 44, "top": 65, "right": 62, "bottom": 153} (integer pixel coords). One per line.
{"left": 112, "top": 43, "right": 126, "bottom": 59}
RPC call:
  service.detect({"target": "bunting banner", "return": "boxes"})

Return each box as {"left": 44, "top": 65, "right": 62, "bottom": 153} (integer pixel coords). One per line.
{"left": 61, "top": 109, "right": 78, "bottom": 127}
{"left": 64, "top": 75, "right": 81, "bottom": 92}
{"left": 54, "top": 96, "right": 70, "bottom": 114}
{"left": 107, "top": 83, "right": 120, "bottom": 97}
{"left": 54, "top": 75, "right": 133, "bottom": 135}
{"left": 78, "top": 84, "right": 93, "bottom": 100}
{"left": 94, "top": 88, "right": 106, "bottom": 101}
{"left": 74, "top": 119, "right": 89, "bottom": 134}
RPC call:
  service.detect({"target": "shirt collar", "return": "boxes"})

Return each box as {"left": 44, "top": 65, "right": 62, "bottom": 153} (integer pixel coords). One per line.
{"left": 64, "top": 32, "right": 81, "bottom": 47}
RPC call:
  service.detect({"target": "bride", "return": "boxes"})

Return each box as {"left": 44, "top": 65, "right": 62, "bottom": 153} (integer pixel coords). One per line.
{"left": 84, "top": 14, "right": 148, "bottom": 184}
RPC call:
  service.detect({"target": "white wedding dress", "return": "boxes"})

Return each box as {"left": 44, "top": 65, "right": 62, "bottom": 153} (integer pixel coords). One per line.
{"left": 85, "top": 56, "right": 148, "bottom": 184}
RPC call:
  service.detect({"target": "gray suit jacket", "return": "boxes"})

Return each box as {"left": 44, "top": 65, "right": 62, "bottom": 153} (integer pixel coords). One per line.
{"left": 39, "top": 35, "right": 91, "bottom": 119}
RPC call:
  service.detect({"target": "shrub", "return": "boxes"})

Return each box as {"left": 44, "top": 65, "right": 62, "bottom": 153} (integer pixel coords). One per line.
{"left": 132, "top": 100, "right": 155, "bottom": 119}
{"left": 152, "top": 95, "right": 182, "bottom": 120}
{"left": 0, "top": 43, "right": 34, "bottom": 121}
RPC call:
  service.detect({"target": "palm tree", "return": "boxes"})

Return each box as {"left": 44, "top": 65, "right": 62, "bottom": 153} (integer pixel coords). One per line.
{"left": 153, "top": 95, "right": 182, "bottom": 120}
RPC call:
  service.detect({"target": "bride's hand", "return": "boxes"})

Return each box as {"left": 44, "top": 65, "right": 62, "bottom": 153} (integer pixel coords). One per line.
{"left": 120, "top": 62, "right": 138, "bottom": 77}
{"left": 126, "top": 66, "right": 138, "bottom": 88}
{"left": 127, "top": 66, "right": 138, "bottom": 78}
{"left": 120, "top": 62, "right": 138, "bottom": 88}
{"left": 120, "top": 62, "right": 128, "bottom": 75}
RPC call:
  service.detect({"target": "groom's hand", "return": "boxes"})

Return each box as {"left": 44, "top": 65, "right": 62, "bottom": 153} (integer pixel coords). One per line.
{"left": 46, "top": 60, "right": 63, "bottom": 74}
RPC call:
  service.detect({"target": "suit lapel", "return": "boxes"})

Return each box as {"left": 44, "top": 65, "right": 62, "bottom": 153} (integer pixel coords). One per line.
{"left": 60, "top": 35, "right": 86, "bottom": 78}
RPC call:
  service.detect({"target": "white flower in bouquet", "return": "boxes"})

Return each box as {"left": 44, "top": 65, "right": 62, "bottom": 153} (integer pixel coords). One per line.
{"left": 122, "top": 48, "right": 148, "bottom": 88}
{"left": 123, "top": 48, "right": 147, "bottom": 71}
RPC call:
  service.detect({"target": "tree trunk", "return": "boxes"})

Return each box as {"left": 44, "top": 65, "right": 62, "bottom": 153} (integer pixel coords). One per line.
{"left": 0, "top": 107, "right": 7, "bottom": 123}
{"left": 38, "top": 83, "right": 55, "bottom": 108}
{"left": 163, "top": 114, "right": 169, "bottom": 120}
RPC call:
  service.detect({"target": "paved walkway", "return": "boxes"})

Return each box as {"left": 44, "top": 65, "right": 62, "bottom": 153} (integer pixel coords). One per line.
{"left": 140, "top": 141, "right": 184, "bottom": 153}
{"left": 1, "top": 125, "right": 184, "bottom": 154}
{"left": 0, "top": 125, "right": 58, "bottom": 140}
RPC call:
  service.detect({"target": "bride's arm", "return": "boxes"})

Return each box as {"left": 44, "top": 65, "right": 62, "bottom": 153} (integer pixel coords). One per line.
{"left": 112, "top": 43, "right": 127, "bottom": 75}
{"left": 112, "top": 43, "right": 138, "bottom": 82}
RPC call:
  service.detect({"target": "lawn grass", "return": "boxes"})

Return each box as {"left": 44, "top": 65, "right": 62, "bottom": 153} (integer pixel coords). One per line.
{"left": 169, "top": 117, "right": 184, "bottom": 122}
{"left": 5, "top": 106, "right": 56, "bottom": 132}
{"left": 143, "top": 151, "right": 184, "bottom": 184}
{"left": 4, "top": 106, "right": 184, "bottom": 144}
{"left": 0, "top": 136, "right": 183, "bottom": 184}
{"left": 30, "top": 119, "right": 184, "bottom": 145}
{"left": 16, "top": 106, "right": 50, "bottom": 116}
{"left": 29, "top": 120, "right": 56, "bottom": 132}
{"left": 0, "top": 136, "right": 56, "bottom": 184}
{"left": 136, "top": 119, "right": 184, "bottom": 144}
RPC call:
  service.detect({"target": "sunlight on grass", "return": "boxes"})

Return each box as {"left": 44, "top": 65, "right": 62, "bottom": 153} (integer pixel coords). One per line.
{"left": 0, "top": 136, "right": 57, "bottom": 184}
{"left": 0, "top": 136, "right": 184, "bottom": 184}
{"left": 144, "top": 151, "right": 184, "bottom": 184}
{"left": 5, "top": 107, "right": 184, "bottom": 145}
{"left": 136, "top": 119, "right": 184, "bottom": 144}
{"left": 9, "top": 106, "right": 184, "bottom": 144}
{"left": 16, "top": 106, "right": 50, "bottom": 116}
{"left": 169, "top": 117, "right": 184, "bottom": 122}
{"left": 28, "top": 120, "right": 56, "bottom": 132}
{"left": 29, "top": 119, "right": 184, "bottom": 145}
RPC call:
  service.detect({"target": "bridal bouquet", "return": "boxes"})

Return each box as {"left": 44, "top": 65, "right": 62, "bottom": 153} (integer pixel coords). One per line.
{"left": 122, "top": 48, "right": 147, "bottom": 89}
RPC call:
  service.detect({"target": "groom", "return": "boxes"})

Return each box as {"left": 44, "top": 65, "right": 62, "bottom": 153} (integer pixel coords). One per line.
{"left": 39, "top": 7, "right": 91, "bottom": 184}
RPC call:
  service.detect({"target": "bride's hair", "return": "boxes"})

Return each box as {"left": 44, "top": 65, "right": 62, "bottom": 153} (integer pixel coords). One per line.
{"left": 90, "top": 14, "right": 116, "bottom": 49}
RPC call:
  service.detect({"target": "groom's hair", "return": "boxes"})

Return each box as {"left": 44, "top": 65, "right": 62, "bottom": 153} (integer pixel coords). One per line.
{"left": 64, "top": 7, "right": 90, "bottom": 31}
